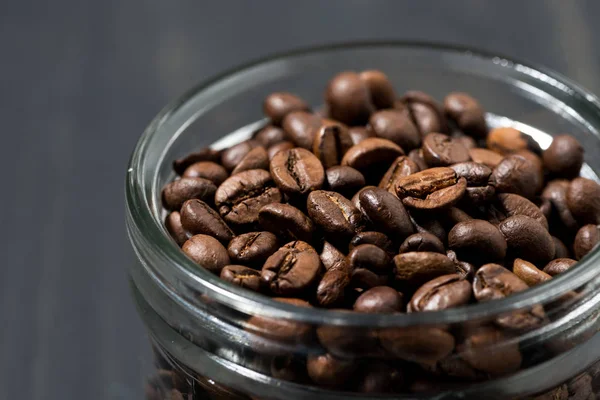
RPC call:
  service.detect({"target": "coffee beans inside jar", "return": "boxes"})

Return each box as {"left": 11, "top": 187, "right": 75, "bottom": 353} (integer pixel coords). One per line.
{"left": 160, "top": 69, "right": 600, "bottom": 394}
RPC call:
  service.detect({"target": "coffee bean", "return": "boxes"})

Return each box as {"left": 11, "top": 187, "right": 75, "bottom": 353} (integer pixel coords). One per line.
{"left": 499, "top": 215, "right": 555, "bottom": 264}
{"left": 221, "top": 139, "right": 261, "bottom": 171}
{"left": 173, "top": 147, "right": 221, "bottom": 175}
{"left": 574, "top": 224, "right": 600, "bottom": 260}
{"left": 325, "top": 166, "right": 365, "bottom": 198}
{"left": 261, "top": 241, "right": 322, "bottom": 295}
{"left": 227, "top": 231, "right": 278, "bottom": 266}
{"left": 486, "top": 127, "right": 540, "bottom": 155}
{"left": 396, "top": 167, "right": 467, "bottom": 210}
{"left": 488, "top": 193, "right": 549, "bottom": 230}
{"left": 270, "top": 148, "right": 325, "bottom": 196}
{"left": 254, "top": 125, "right": 288, "bottom": 148}
{"left": 312, "top": 122, "right": 353, "bottom": 169}
{"left": 410, "top": 211, "right": 448, "bottom": 244}
{"left": 408, "top": 274, "right": 471, "bottom": 312}
{"left": 348, "top": 244, "right": 393, "bottom": 275}
{"left": 516, "top": 149, "right": 544, "bottom": 183}
{"left": 448, "top": 220, "right": 507, "bottom": 264}
{"left": 326, "top": 71, "right": 374, "bottom": 125}
{"left": 246, "top": 297, "right": 312, "bottom": 345}
{"left": 468, "top": 147, "right": 504, "bottom": 169}
{"left": 422, "top": 133, "right": 471, "bottom": 167}
{"left": 341, "top": 137, "right": 405, "bottom": 180}
{"left": 450, "top": 256, "right": 476, "bottom": 281}
{"left": 567, "top": 178, "right": 600, "bottom": 225}
{"left": 349, "top": 231, "right": 394, "bottom": 254}
{"left": 543, "top": 134, "right": 584, "bottom": 178}
{"left": 513, "top": 258, "right": 552, "bottom": 287}
{"left": 359, "top": 70, "right": 396, "bottom": 109}
{"left": 394, "top": 252, "right": 456, "bottom": 287}
{"left": 450, "top": 161, "right": 495, "bottom": 205}
{"left": 215, "top": 169, "right": 282, "bottom": 226}
{"left": 379, "top": 156, "right": 420, "bottom": 194}
{"left": 263, "top": 92, "right": 309, "bottom": 126}
{"left": 307, "top": 353, "right": 356, "bottom": 387}
{"left": 307, "top": 190, "right": 364, "bottom": 238}
{"left": 378, "top": 327, "right": 455, "bottom": 365}
{"left": 348, "top": 126, "right": 375, "bottom": 145}
{"left": 369, "top": 109, "right": 420, "bottom": 151}
{"left": 399, "top": 232, "right": 445, "bottom": 254}
{"left": 231, "top": 146, "right": 269, "bottom": 175}
{"left": 270, "top": 356, "right": 308, "bottom": 383}
{"left": 444, "top": 92, "right": 487, "bottom": 138}
{"left": 355, "top": 361, "right": 404, "bottom": 393}
{"left": 182, "top": 161, "right": 229, "bottom": 186}
{"left": 473, "top": 263, "right": 528, "bottom": 301}
{"left": 267, "top": 141, "right": 295, "bottom": 160}
{"left": 282, "top": 111, "right": 323, "bottom": 149}
{"left": 220, "top": 265, "right": 262, "bottom": 292}
{"left": 440, "top": 207, "right": 473, "bottom": 228}
{"left": 399, "top": 91, "right": 448, "bottom": 135}
{"left": 316, "top": 268, "right": 350, "bottom": 307}
{"left": 358, "top": 187, "right": 414, "bottom": 239}
{"left": 353, "top": 286, "right": 404, "bottom": 313}
{"left": 182, "top": 234, "right": 230, "bottom": 274}
{"left": 541, "top": 180, "right": 579, "bottom": 232}
{"left": 317, "top": 319, "right": 379, "bottom": 358}
{"left": 319, "top": 241, "right": 348, "bottom": 271}
{"left": 458, "top": 326, "right": 522, "bottom": 376}
{"left": 553, "top": 236, "right": 571, "bottom": 259}
{"left": 452, "top": 131, "right": 477, "bottom": 149}
{"left": 165, "top": 211, "right": 189, "bottom": 246}
{"left": 408, "top": 148, "right": 429, "bottom": 170}
{"left": 492, "top": 154, "right": 542, "bottom": 199}
{"left": 180, "top": 199, "right": 234, "bottom": 242}
{"left": 351, "top": 267, "right": 390, "bottom": 289}
{"left": 258, "top": 203, "right": 315, "bottom": 242}
{"left": 162, "top": 177, "right": 217, "bottom": 211}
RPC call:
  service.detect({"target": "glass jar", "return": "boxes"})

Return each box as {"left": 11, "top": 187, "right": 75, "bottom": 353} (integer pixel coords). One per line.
{"left": 126, "top": 42, "right": 600, "bottom": 400}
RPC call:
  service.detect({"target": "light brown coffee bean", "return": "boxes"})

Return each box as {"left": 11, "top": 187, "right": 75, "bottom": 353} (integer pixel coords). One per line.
{"left": 319, "top": 241, "right": 348, "bottom": 271}
{"left": 486, "top": 127, "right": 540, "bottom": 155}
{"left": 513, "top": 258, "right": 552, "bottom": 287}
{"left": 267, "top": 141, "right": 295, "bottom": 160}
{"left": 261, "top": 241, "right": 322, "bottom": 295}
{"left": 543, "top": 258, "right": 577, "bottom": 276}
{"left": 182, "top": 161, "right": 229, "bottom": 185}
{"left": 408, "top": 274, "right": 471, "bottom": 312}
{"left": 395, "top": 167, "right": 467, "bottom": 210}
{"left": 161, "top": 177, "right": 217, "bottom": 212}
{"left": 422, "top": 133, "right": 471, "bottom": 167}
{"left": 394, "top": 252, "right": 456, "bottom": 287}
{"left": 182, "top": 234, "right": 230, "bottom": 274}
{"left": 468, "top": 148, "right": 504, "bottom": 169}
{"left": 180, "top": 199, "right": 234, "bottom": 243}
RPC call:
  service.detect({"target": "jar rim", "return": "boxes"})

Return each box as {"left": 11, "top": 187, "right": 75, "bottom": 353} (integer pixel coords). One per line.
{"left": 126, "top": 40, "right": 600, "bottom": 326}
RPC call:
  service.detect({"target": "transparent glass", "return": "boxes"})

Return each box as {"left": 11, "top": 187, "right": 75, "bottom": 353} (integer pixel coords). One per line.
{"left": 127, "top": 42, "right": 600, "bottom": 399}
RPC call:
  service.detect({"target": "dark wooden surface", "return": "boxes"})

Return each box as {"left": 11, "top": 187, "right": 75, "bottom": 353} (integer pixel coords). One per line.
{"left": 2, "top": 1, "right": 600, "bottom": 398}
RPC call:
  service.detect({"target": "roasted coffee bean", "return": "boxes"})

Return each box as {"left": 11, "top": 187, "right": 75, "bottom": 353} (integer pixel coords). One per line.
{"left": 553, "top": 236, "right": 571, "bottom": 259}
{"left": 452, "top": 131, "right": 477, "bottom": 150}
{"left": 458, "top": 326, "right": 522, "bottom": 376}
{"left": 488, "top": 193, "right": 549, "bottom": 230}
{"left": 396, "top": 167, "right": 467, "bottom": 210}
{"left": 355, "top": 361, "right": 404, "bottom": 393}
{"left": 165, "top": 211, "right": 188, "bottom": 246}
{"left": 312, "top": 121, "right": 353, "bottom": 169}
{"left": 378, "top": 327, "right": 455, "bottom": 365}
{"left": 182, "top": 161, "right": 229, "bottom": 185}
{"left": 468, "top": 147, "right": 504, "bottom": 169}
{"left": 574, "top": 224, "right": 600, "bottom": 260}
{"left": 440, "top": 207, "right": 473, "bottom": 228}
{"left": 543, "top": 134, "right": 584, "bottom": 178}
{"left": 499, "top": 215, "right": 555, "bottom": 264}
{"left": 379, "top": 156, "right": 420, "bottom": 193}
{"left": 215, "top": 169, "right": 282, "bottom": 226}
{"left": 162, "top": 177, "right": 217, "bottom": 211}
{"left": 263, "top": 92, "right": 309, "bottom": 126}
{"left": 319, "top": 241, "right": 348, "bottom": 271}
{"left": 399, "top": 90, "right": 448, "bottom": 135}
{"left": 486, "top": 127, "right": 540, "bottom": 155}
{"left": 307, "top": 190, "right": 364, "bottom": 238}
{"left": 516, "top": 149, "right": 544, "bottom": 183}
{"left": 341, "top": 137, "right": 405, "bottom": 178}
{"left": 348, "top": 244, "right": 393, "bottom": 275}
{"left": 261, "top": 241, "right": 322, "bottom": 295}
{"left": 307, "top": 353, "right": 356, "bottom": 387}
{"left": 180, "top": 199, "right": 234, "bottom": 242}
{"left": 258, "top": 203, "right": 315, "bottom": 242}
{"left": 359, "top": 70, "right": 396, "bottom": 109}
{"left": 182, "top": 234, "right": 231, "bottom": 274}
{"left": 369, "top": 109, "right": 420, "bottom": 151}
{"left": 358, "top": 187, "right": 414, "bottom": 239}
{"left": 220, "top": 265, "right": 262, "bottom": 292}
{"left": 351, "top": 268, "right": 390, "bottom": 289}
{"left": 444, "top": 92, "right": 487, "bottom": 138}
{"left": 408, "top": 148, "right": 429, "bottom": 170}
{"left": 246, "top": 298, "right": 312, "bottom": 345}
{"left": 267, "top": 140, "right": 295, "bottom": 160}
{"left": 325, "top": 166, "right": 365, "bottom": 197}
{"left": 492, "top": 154, "right": 542, "bottom": 199}
{"left": 270, "top": 355, "right": 308, "bottom": 383}
{"left": 348, "top": 126, "right": 374, "bottom": 145}
{"left": 422, "top": 133, "right": 471, "bottom": 167}
{"left": 349, "top": 231, "right": 394, "bottom": 254}
{"left": 567, "top": 178, "right": 600, "bottom": 225}
{"left": 231, "top": 146, "right": 269, "bottom": 175}
{"left": 513, "top": 258, "right": 551, "bottom": 287}
{"left": 254, "top": 125, "right": 288, "bottom": 148}
{"left": 353, "top": 286, "right": 404, "bottom": 313}
{"left": 316, "top": 268, "right": 350, "bottom": 307}
{"left": 221, "top": 139, "right": 260, "bottom": 171}
{"left": 227, "top": 231, "right": 279, "bottom": 266}
{"left": 173, "top": 147, "right": 221, "bottom": 175}
{"left": 270, "top": 148, "right": 325, "bottom": 196}
{"left": 326, "top": 71, "right": 375, "bottom": 125}
{"left": 408, "top": 274, "right": 471, "bottom": 312}
{"left": 448, "top": 219, "right": 507, "bottom": 265}
{"left": 541, "top": 179, "right": 579, "bottom": 232}
{"left": 454, "top": 261, "right": 476, "bottom": 281}
{"left": 410, "top": 211, "right": 448, "bottom": 244}
{"left": 282, "top": 111, "right": 323, "bottom": 149}
{"left": 317, "top": 318, "right": 379, "bottom": 358}
{"left": 399, "top": 232, "right": 445, "bottom": 254}
{"left": 473, "top": 263, "right": 528, "bottom": 301}
{"left": 450, "top": 161, "right": 495, "bottom": 204}
{"left": 394, "top": 252, "right": 456, "bottom": 287}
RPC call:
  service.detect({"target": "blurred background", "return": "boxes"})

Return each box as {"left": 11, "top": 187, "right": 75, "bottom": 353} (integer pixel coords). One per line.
{"left": 2, "top": 0, "right": 600, "bottom": 398}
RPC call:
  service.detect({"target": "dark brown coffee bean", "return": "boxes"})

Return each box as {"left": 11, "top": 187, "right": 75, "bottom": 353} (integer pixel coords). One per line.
{"left": 231, "top": 146, "right": 269, "bottom": 175}
{"left": 325, "top": 166, "right": 365, "bottom": 198}
{"left": 173, "top": 147, "right": 221, "bottom": 175}
{"left": 499, "top": 215, "right": 555, "bottom": 264}
{"left": 358, "top": 187, "right": 414, "bottom": 239}
{"left": 454, "top": 260, "right": 476, "bottom": 281}
{"left": 458, "top": 326, "right": 522, "bottom": 376}
{"left": 220, "top": 265, "right": 262, "bottom": 292}
{"left": 319, "top": 241, "right": 348, "bottom": 271}
{"left": 348, "top": 244, "right": 393, "bottom": 275}
{"left": 408, "top": 274, "right": 471, "bottom": 312}
{"left": 282, "top": 111, "right": 323, "bottom": 149}
{"left": 543, "top": 134, "right": 584, "bottom": 178}
{"left": 351, "top": 267, "right": 390, "bottom": 289}
{"left": 468, "top": 147, "right": 504, "bottom": 169}
{"left": 452, "top": 131, "right": 477, "bottom": 150}
{"left": 369, "top": 109, "right": 420, "bottom": 151}
{"left": 182, "top": 161, "right": 229, "bottom": 186}
{"left": 444, "top": 92, "right": 487, "bottom": 138}
{"left": 227, "top": 231, "right": 279, "bottom": 266}
{"left": 316, "top": 268, "right": 350, "bottom": 307}
{"left": 515, "top": 149, "right": 544, "bottom": 184}
{"left": 450, "top": 161, "right": 495, "bottom": 205}
{"left": 263, "top": 92, "right": 309, "bottom": 126}
{"left": 215, "top": 169, "right": 282, "bottom": 226}
{"left": 399, "top": 232, "right": 445, "bottom": 254}
{"left": 473, "top": 263, "right": 528, "bottom": 301}
{"left": 270, "top": 148, "right": 325, "bottom": 196}
{"left": 326, "top": 71, "right": 374, "bottom": 125}
{"left": 395, "top": 167, "right": 467, "bottom": 210}
{"left": 488, "top": 193, "right": 549, "bottom": 230}
{"left": 221, "top": 139, "right": 260, "bottom": 171}
{"left": 492, "top": 154, "right": 542, "bottom": 199}
{"left": 307, "top": 190, "right": 365, "bottom": 238}
{"left": 180, "top": 199, "right": 233, "bottom": 243}
{"left": 541, "top": 179, "right": 579, "bottom": 232}
{"left": 258, "top": 203, "right": 314, "bottom": 242}
{"left": 267, "top": 141, "right": 295, "bottom": 160}
{"left": 359, "top": 70, "right": 396, "bottom": 109}
{"left": 440, "top": 206, "right": 473, "bottom": 228}
{"left": 553, "top": 236, "right": 570, "bottom": 259}
{"left": 341, "top": 137, "right": 405, "bottom": 177}
{"left": 261, "top": 241, "right": 322, "bottom": 295}
{"left": 410, "top": 211, "right": 448, "bottom": 244}
{"left": 379, "top": 156, "right": 420, "bottom": 194}
{"left": 448, "top": 220, "right": 507, "bottom": 265}
{"left": 378, "top": 327, "right": 455, "bottom": 365}
{"left": 246, "top": 297, "right": 312, "bottom": 345}
{"left": 317, "top": 317, "right": 379, "bottom": 358}
{"left": 182, "top": 234, "right": 230, "bottom": 274}
{"left": 165, "top": 211, "right": 188, "bottom": 246}
{"left": 399, "top": 91, "right": 448, "bottom": 135}
{"left": 513, "top": 258, "right": 551, "bottom": 287}
{"left": 254, "top": 125, "right": 288, "bottom": 148}
{"left": 312, "top": 122, "right": 353, "bottom": 169}
{"left": 355, "top": 361, "right": 404, "bottom": 393}
{"left": 162, "top": 177, "right": 217, "bottom": 211}
{"left": 486, "top": 127, "right": 540, "bottom": 155}
{"left": 394, "top": 252, "right": 456, "bottom": 287}
{"left": 348, "top": 126, "right": 374, "bottom": 145}
{"left": 567, "top": 178, "right": 600, "bottom": 225}
{"left": 353, "top": 286, "right": 404, "bottom": 313}
{"left": 349, "top": 231, "right": 394, "bottom": 254}
{"left": 574, "top": 224, "right": 600, "bottom": 260}
{"left": 408, "top": 148, "right": 429, "bottom": 170}
{"left": 422, "top": 133, "right": 471, "bottom": 167}
{"left": 307, "top": 353, "right": 356, "bottom": 387}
